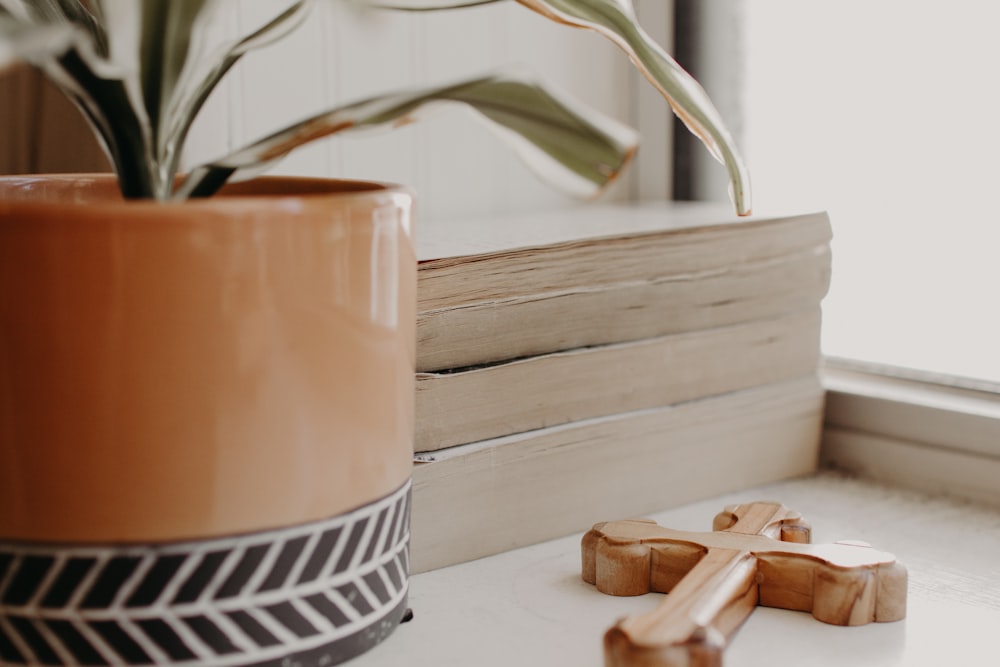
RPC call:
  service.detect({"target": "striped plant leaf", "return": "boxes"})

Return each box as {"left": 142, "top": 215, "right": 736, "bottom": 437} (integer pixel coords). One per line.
{"left": 513, "top": 0, "right": 752, "bottom": 214}
{"left": 2, "top": 1, "right": 157, "bottom": 197}
{"left": 178, "top": 70, "right": 638, "bottom": 200}
{"left": 42, "top": 38, "right": 158, "bottom": 198}
{"left": 87, "top": 0, "right": 314, "bottom": 198}
{"left": 0, "top": 14, "right": 74, "bottom": 71}
{"left": 0, "top": 0, "right": 748, "bottom": 211}
{"left": 133, "top": 0, "right": 220, "bottom": 184}
{"left": 353, "top": 0, "right": 505, "bottom": 8}
{"left": 154, "top": 1, "right": 312, "bottom": 197}
{"left": 0, "top": 1, "right": 314, "bottom": 199}
{"left": 360, "top": 0, "right": 751, "bottom": 214}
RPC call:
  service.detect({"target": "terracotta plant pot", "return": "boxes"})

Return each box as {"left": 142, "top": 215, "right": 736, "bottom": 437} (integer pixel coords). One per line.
{"left": 0, "top": 175, "right": 416, "bottom": 666}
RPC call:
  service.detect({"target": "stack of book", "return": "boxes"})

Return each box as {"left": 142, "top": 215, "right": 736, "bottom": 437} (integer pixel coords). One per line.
{"left": 408, "top": 202, "right": 832, "bottom": 572}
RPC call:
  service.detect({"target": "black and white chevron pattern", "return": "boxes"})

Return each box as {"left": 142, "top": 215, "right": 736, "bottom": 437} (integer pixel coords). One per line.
{"left": 0, "top": 480, "right": 411, "bottom": 667}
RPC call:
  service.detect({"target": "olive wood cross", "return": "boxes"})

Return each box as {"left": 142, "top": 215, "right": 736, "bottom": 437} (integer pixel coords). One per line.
{"left": 582, "top": 501, "right": 907, "bottom": 667}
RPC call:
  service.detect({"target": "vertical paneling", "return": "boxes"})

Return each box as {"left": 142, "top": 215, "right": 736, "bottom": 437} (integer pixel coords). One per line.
{"left": 634, "top": 0, "right": 674, "bottom": 202}
{"left": 322, "top": 4, "right": 424, "bottom": 193}
{"left": 234, "top": 0, "right": 331, "bottom": 177}
{"left": 414, "top": 4, "right": 511, "bottom": 221}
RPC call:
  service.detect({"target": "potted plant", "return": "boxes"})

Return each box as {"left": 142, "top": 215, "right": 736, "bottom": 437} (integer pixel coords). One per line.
{"left": 0, "top": 2, "right": 749, "bottom": 666}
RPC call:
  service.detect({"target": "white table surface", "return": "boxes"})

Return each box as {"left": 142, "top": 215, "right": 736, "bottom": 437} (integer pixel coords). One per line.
{"left": 353, "top": 471, "right": 1000, "bottom": 666}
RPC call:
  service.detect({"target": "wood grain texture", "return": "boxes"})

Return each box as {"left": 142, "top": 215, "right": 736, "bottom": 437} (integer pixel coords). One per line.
{"left": 583, "top": 502, "right": 907, "bottom": 667}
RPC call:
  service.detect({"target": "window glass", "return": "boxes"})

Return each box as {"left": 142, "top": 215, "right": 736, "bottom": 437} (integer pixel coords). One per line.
{"left": 743, "top": 1, "right": 1000, "bottom": 382}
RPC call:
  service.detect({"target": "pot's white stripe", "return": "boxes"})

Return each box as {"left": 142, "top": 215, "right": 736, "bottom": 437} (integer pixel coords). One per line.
{"left": 189, "top": 584, "right": 408, "bottom": 667}
{"left": 120, "top": 615, "right": 172, "bottom": 665}
{"left": 284, "top": 529, "right": 320, "bottom": 589}
{"left": 353, "top": 575, "right": 384, "bottom": 618}
{"left": 159, "top": 613, "right": 208, "bottom": 663}
{"left": 36, "top": 614, "right": 79, "bottom": 666}
{"left": 323, "top": 587, "right": 361, "bottom": 625}
{"left": 243, "top": 603, "right": 299, "bottom": 646}
{"left": 200, "top": 544, "right": 246, "bottom": 605}
{"left": 0, "top": 557, "right": 15, "bottom": 605}
{"left": 24, "top": 551, "right": 66, "bottom": 612}
{"left": 207, "top": 606, "right": 258, "bottom": 655}
{"left": 241, "top": 538, "right": 281, "bottom": 600}
{"left": 110, "top": 553, "right": 156, "bottom": 611}
{"left": 375, "top": 564, "right": 396, "bottom": 607}
{"left": 288, "top": 594, "right": 333, "bottom": 635}
{"left": 371, "top": 502, "right": 395, "bottom": 563}
{"left": 0, "top": 614, "right": 37, "bottom": 665}
{"left": 347, "top": 510, "right": 379, "bottom": 577}
{"left": 71, "top": 616, "right": 118, "bottom": 666}
{"left": 65, "top": 551, "right": 110, "bottom": 611}
{"left": 315, "top": 520, "right": 352, "bottom": 587}
{"left": 153, "top": 545, "right": 207, "bottom": 613}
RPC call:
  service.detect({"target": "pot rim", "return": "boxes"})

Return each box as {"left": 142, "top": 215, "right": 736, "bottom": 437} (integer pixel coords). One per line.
{"left": 0, "top": 173, "right": 412, "bottom": 213}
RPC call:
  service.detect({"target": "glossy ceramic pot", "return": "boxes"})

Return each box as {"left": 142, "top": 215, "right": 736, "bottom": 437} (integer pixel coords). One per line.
{"left": 0, "top": 175, "right": 416, "bottom": 666}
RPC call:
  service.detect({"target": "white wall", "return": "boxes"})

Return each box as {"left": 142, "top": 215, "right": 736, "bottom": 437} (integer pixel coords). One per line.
{"left": 185, "top": 1, "right": 672, "bottom": 224}
{"left": 743, "top": 0, "right": 1000, "bottom": 382}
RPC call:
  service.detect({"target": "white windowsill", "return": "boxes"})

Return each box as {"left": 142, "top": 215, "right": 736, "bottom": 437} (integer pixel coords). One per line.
{"left": 344, "top": 362, "right": 1000, "bottom": 666}
{"left": 821, "top": 358, "right": 1000, "bottom": 507}
{"left": 353, "top": 472, "right": 1000, "bottom": 667}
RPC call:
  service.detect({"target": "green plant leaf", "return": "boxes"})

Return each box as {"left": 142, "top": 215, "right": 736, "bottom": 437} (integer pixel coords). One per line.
{"left": 89, "top": 0, "right": 214, "bottom": 195}
{"left": 0, "top": 0, "right": 104, "bottom": 63}
{"left": 138, "top": 1, "right": 206, "bottom": 147}
{"left": 0, "top": 0, "right": 103, "bottom": 56}
{"left": 0, "top": 3, "right": 155, "bottom": 197}
{"left": 157, "top": 0, "right": 312, "bottom": 194}
{"left": 44, "top": 46, "right": 157, "bottom": 197}
{"left": 6, "top": 1, "right": 158, "bottom": 197}
{"left": 0, "top": 1, "right": 32, "bottom": 23}
{"left": 1, "top": 0, "right": 65, "bottom": 23}
{"left": 515, "top": 0, "right": 751, "bottom": 215}
{"left": 177, "top": 70, "right": 638, "bottom": 200}
{"left": 0, "top": 14, "right": 74, "bottom": 70}
{"left": 353, "top": 0, "right": 506, "bottom": 10}
{"left": 51, "top": 0, "right": 106, "bottom": 53}
{"left": 85, "top": 0, "right": 312, "bottom": 198}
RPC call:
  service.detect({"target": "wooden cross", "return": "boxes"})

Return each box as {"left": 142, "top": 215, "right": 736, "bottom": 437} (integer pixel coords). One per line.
{"left": 582, "top": 502, "right": 907, "bottom": 667}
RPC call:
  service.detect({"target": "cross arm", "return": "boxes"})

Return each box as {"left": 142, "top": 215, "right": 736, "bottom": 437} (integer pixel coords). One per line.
{"left": 582, "top": 518, "right": 907, "bottom": 625}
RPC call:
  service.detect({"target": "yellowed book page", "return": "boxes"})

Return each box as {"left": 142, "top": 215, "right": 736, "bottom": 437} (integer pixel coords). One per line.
{"left": 416, "top": 309, "right": 821, "bottom": 451}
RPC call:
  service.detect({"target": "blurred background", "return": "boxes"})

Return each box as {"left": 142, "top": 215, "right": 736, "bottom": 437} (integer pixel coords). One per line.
{"left": 680, "top": 0, "right": 1000, "bottom": 385}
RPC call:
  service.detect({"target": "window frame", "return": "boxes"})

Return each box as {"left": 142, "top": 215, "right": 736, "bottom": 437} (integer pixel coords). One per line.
{"left": 671, "top": 1, "right": 1000, "bottom": 505}
{"left": 822, "top": 359, "right": 1000, "bottom": 506}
